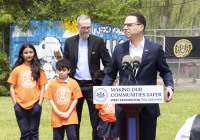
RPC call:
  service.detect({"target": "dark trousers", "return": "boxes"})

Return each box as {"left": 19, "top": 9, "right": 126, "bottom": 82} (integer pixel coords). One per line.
{"left": 139, "top": 117, "right": 157, "bottom": 140}
{"left": 76, "top": 82, "right": 102, "bottom": 140}
{"left": 53, "top": 125, "right": 77, "bottom": 140}
{"left": 117, "top": 115, "right": 157, "bottom": 140}
{"left": 14, "top": 102, "right": 42, "bottom": 140}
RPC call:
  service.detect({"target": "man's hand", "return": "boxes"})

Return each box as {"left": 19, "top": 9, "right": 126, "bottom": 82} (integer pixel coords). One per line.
{"left": 164, "top": 87, "right": 174, "bottom": 102}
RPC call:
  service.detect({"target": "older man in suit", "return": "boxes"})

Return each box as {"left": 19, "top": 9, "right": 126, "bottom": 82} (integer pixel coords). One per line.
{"left": 63, "top": 14, "right": 111, "bottom": 140}
{"left": 102, "top": 12, "right": 174, "bottom": 140}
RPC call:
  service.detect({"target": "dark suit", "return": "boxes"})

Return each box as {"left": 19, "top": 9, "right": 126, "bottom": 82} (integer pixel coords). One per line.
{"left": 64, "top": 34, "right": 111, "bottom": 140}
{"left": 102, "top": 39, "right": 174, "bottom": 140}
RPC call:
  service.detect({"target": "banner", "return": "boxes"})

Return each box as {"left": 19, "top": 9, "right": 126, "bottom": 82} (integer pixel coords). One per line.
{"left": 93, "top": 85, "right": 164, "bottom": 104}
{"left": 165, "top": 36, "right": 200, "bottom": 58}
{"left": 10, "top": 21, "right": 127, "bottom": 82}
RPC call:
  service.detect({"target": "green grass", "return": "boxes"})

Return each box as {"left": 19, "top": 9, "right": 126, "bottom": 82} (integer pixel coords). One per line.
{"left": 157, "top": 90, "right": 200, "bottom": 140}
{"left": 0, "top": 97, "right": 91, "bottom": 140}
{"left": 0, "top": 90, "right": 199, "bottom": 140}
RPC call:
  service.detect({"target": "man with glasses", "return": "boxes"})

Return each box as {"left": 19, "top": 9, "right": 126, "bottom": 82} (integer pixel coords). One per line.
{"left": 64, "top": 14, "right": 111, "bottom": 140}
{"left": 102, "top": 12, "right": 174, "bottom": 140}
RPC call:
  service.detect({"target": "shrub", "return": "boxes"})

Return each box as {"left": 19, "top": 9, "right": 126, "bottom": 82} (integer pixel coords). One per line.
{"left": 0, "top": 51, "right": 10, "bottom": 96}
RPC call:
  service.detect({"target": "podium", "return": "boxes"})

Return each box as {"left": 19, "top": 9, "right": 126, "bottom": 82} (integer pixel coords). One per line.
{"left": 93, "top": 85, "right": 164, "bottom": 140}
{"left": 118, "top": 104, "right": 144, "bottom": 140}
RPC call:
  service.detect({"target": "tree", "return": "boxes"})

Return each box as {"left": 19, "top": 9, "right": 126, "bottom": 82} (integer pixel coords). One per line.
{"left": 0, "top": 51, "right": 10, "bottom": 96}
{"left": 140, "top": 0, "right": 200, "bottom": 29}
{"left": 0, "top": 0, "right": 140, "bottom": 52}
{"left": 0, "top": 0, "right": 140, "bottom": 30}
{"left": 0, "top": 0, "right": 140, "bottom": 96}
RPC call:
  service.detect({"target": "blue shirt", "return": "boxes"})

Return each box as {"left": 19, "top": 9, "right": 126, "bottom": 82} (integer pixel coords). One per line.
{"left": 74, "top": 39, "right": 92, "bottom": 80}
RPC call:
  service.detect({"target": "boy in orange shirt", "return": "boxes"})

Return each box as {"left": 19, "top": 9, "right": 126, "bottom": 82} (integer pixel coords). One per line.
{"left": 44, "top": 59, "right": 82, "bottom": 140}
{"left": 7, "top": 43, "right": 48, "bottom": 140}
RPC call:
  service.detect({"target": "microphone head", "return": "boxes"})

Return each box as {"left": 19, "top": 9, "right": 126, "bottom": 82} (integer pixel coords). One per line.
{"left": 132, "top": 56, "right": 141, "bottom": 64}
{"left": 122, "top": 55, "right": 132, "bottom": 64}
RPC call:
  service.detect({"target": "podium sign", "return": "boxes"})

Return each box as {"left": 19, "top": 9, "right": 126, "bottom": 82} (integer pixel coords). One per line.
{"left": 93, "top": 85, "right": 164, "bottom": 104}
{"left": 94, "top": 85, "right": 164, "bottom": 140}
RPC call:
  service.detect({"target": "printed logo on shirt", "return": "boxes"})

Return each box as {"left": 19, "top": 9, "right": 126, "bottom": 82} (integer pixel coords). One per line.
{"left": 21, "top": 71, "right": 36, "bottom": 88}
{"left": 56, "top": 87, "right": 71, "bottom": 105}
{"left": 102, "top": 104, "right": 115, "bottom": 115}
{"left": 94, "top": 88, "right": 108, "bottom": 103}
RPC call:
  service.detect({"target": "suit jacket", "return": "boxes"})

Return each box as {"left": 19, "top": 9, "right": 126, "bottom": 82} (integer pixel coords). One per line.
{"left": 63, "top": 34, "right": 111, "bottom": 81}
{"left": 102, "top": 39, "right": 174, "bottom": 118}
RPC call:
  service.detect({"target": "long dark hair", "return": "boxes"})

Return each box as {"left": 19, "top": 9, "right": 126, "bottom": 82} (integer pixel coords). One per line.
{"left": 12, "top": 43, "right": 41, "bottom": 81}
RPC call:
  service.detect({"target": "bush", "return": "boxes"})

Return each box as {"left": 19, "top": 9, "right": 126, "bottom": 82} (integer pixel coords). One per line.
{"left": 0, "top": 51, "right": 10, "bottom": 96}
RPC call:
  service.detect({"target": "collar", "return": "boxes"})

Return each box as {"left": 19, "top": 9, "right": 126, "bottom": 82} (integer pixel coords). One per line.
{"left": 129, "top": 36, "right": 145, "bottom": 49}
{"left": 57, "top": 76, "right": 69, "bottom": 84}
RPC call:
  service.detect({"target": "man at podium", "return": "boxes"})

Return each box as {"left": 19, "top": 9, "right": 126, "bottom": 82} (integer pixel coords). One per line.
{"left": 101, "top": 12, "right": 174, "bottom": 140}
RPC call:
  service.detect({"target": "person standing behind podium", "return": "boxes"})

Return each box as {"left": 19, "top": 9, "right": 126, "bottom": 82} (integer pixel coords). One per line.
{"left": 101, "top": 12, "right": 174, "bottom": 140}
{"left": 63, "top": 14, "right": 111, "bottom": 140}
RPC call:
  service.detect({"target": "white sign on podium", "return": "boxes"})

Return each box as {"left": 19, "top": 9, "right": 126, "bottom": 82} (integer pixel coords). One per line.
{"left": 93, "top": 85, "right": 164, "bottom": 104}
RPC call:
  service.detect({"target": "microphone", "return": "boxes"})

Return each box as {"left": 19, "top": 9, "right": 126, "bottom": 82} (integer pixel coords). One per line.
{"left": 122, "top": 55, "right": 132, "bottom": 71}
{"left": 132, "top": 56, "right": 141, "bottom": 70}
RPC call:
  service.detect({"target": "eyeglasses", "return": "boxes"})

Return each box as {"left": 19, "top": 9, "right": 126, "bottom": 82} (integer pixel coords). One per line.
{"left": 81, "top": 26, "right": 91, "bottom": 30}
{"left": 123, "top": 23, "right": 141, "bottom": 28}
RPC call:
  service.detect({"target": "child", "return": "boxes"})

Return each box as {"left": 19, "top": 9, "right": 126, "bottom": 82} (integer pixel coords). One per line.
{"left": 96, "top": 103, "right": 118, "bottom": 140}
{"left": 7, "top": 43, "right": 48, "bottom": 140}
{"left": 95, "top": 74, "right": 119, "bottom": 140}
{"left": 44, "top": 59, "right": 83, "bottom": 140}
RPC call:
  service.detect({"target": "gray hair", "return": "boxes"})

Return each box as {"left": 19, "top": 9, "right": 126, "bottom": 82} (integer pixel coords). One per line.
{"left": 77, "top": 14, "right": 91, "bottom": 25}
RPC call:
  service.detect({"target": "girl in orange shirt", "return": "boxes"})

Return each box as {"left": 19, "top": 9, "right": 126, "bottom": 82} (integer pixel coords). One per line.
{"left": 7, "top": 43, "right": 48, "bottom": 140}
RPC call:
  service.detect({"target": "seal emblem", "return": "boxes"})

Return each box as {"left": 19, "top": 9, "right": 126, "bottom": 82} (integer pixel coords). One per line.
{"left": 174, "top": 39, "right": 192, "bottom": 58}
{"left": 94, "top": 88, "right": 108, "bottom": 103}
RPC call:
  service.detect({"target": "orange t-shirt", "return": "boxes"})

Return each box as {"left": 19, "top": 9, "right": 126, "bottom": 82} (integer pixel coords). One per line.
{"left": 96, "top": 104, "right": 116, "bottom": 122}
{"left": 44, "top": 77, "right": 83, "bottom": 128}
{"left": 7, "top": 64, "right": 48, "bottom": 110}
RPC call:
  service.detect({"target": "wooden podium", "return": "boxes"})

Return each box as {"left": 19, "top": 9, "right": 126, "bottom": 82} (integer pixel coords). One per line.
{"left": 118, "top": 104, "right": 144, "bottom": 140}
{"left": 93, "top": 85, "right": 164, "bottom": 140}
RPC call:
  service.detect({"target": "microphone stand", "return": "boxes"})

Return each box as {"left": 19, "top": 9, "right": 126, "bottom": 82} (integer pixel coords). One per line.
{"left": 130, "top": 63, "right": 139, "bottom": 85}
{"left": 133, "top": 68, "right": 138, "bottom": 85}
{"left": 127, "top": 66, "right": 134, "bottom": 85}
{"left": 123, "top": 63, "right": 139, "bottom": 85}
{"left": 128, "top": 68, "right": 138, "bottom": 85}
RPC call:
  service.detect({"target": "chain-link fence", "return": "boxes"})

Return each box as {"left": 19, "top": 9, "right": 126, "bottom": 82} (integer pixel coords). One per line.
{"left": 1, "top": 27, "right": 200, "bottom": 90}
{"left": 144, "top": 29, "right": 200, "bottom": 90}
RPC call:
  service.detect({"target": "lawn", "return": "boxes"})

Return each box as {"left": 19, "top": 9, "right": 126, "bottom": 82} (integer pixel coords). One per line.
{"left": 0, "top": 90, "right": 199, "bottom": 140}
